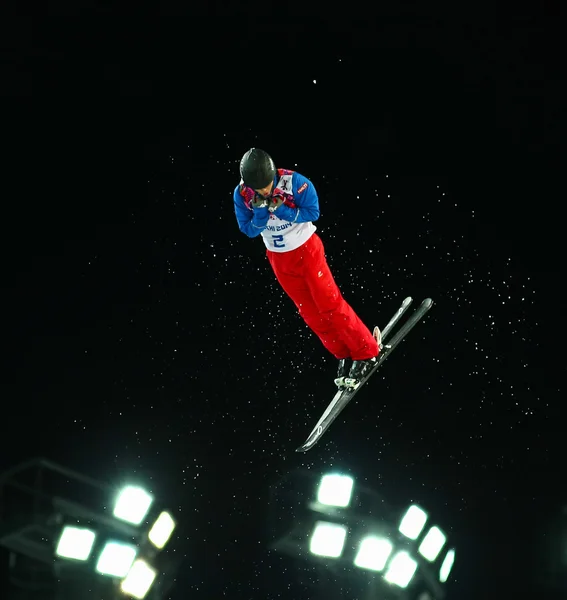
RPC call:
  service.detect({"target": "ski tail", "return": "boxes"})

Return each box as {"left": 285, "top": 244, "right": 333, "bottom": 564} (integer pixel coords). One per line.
{"left": 381, "top": 296, "right": 412, "bottom": 341}
{"left": 383, "top": 297, "right": 433, "bottom": 351}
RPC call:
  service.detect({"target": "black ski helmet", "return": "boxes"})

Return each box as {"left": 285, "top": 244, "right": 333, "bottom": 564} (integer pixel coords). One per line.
{"left": 240, "top": 148, "right": 276, "bottom": 189}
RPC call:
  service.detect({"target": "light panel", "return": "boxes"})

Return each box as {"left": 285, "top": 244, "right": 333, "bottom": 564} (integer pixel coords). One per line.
{"left": 354, "top": 535, "right": 393, "bottom": 571}
{"left": 309, "top": 521, "right": 347, "bottom": 558}
{"left": 96, "top": 541, "right": 137, "bottom": 577}
{"left": 384, "top": 550, "right": 418, "bottom": 588}
{"left": 399, "top": 505, "right": 428, "bottom": 540}
{"left": 114, "top": 486, "right": 153, "bottom": 525}
{"left": 439, "top": 548, "right": 455, "bottom": 583}
{"left": 148, "top": 511, "right": 175, "bottom": 549}
{"left": 419, "top": 526, "right": 446, "bottom": 562}
{"left": 55, "top": 526, "right": 96, "bottom": 561}
{"left": 121, "top": 559, "right": 157, "bottom": 599}
{"left": 317, "top": 474, "right": 354, "bottom": 507}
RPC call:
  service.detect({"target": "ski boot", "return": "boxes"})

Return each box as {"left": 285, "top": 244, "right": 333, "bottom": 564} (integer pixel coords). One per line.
{"left": 334, "top": 358, "right": 352, "bottom": 388}
{"left": 346, "top": 356, "right": 377, "bottom": 385}
{"left": 344, "top": 326, "right": 382, "bottom": 388}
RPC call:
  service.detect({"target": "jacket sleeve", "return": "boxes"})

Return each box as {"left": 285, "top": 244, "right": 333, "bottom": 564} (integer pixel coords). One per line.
{"left": 271, "top": 172, "right": 320, "bottom": 223}
{"left": 233, "top": 186, "right": 270, "bottom": 238}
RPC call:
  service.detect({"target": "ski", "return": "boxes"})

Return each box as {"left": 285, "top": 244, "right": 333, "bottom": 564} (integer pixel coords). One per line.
{"left": 295, "top": 296, "right": 433, "bottom": 453}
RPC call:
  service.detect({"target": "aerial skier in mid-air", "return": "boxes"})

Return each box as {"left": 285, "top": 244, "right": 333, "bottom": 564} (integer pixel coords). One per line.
{"left": 233, "top": 148, "right": 433, "bottom": 451}
{"left": 233, "top": 148, "right": 381, "bottom": 385}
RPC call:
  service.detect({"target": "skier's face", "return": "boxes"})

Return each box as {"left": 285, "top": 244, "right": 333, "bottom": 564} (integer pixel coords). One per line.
{"left": 255, "top": 181, "right": 274, "bottom": 198}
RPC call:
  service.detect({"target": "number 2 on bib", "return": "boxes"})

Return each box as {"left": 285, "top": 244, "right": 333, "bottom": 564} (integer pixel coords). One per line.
{"left": 272, "top": 234, "right": 285, "bottom": 248}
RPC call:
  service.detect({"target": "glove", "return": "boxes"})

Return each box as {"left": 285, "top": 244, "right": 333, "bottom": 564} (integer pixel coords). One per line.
{"left": 251, "top": 193, "right": 269, "bottom": 209}
{"left": 268, "top": 194, "right": 284, "bottom": 213}
{"left": 250, "top": 194, "right": 270, "bottom": 227}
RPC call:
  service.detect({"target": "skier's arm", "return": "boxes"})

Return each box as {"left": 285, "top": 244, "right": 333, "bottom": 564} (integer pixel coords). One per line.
{"left": 233, "top": 187, "right": 269, "bottom": 238}
{"left": 271, "top": 173, "right": 320, "bottom": 223}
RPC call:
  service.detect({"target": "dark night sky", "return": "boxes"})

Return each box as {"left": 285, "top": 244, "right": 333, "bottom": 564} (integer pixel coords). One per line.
{"left": 0, "top": 11, "right": 561, "bottom": 600}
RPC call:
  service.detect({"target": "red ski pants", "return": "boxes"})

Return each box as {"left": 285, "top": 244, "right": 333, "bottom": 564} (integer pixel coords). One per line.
{"left": 266, "top": 233, "right": 379, "bottom": 361}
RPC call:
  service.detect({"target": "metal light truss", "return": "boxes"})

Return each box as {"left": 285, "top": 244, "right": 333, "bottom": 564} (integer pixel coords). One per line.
{"left": 269, "top": 468, "right": 456, "bottom": 600}
{"left": 0, "top": 457, "right": 180, "bottom": 600}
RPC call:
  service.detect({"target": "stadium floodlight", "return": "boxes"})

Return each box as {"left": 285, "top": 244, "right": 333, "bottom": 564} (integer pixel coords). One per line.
{"left": 383, "top": 550, "right": 418, "bottom": 588}
{"left": 317, "top": 474, "right": 354, "bottom": 507}
{"left": 353, "top": 535, "right": 393, "bottom": 571}
{"left": 439, "top": 548, "right": 455, "bottom": 583}
{"left": 121, "top": 559, "right": 157, "bottom": 599}
{"left": 55, "top": 526, "right": 96, "bottom": 561}
{"left": 148, "top": 511, "right": 176, "bottom": 549}
{"left": 399, "top": 505, "right": 428, "bottom": 540}
{"left": 96, "top": 541, "right": 137, "bottom": 577}
{"left": 418, "top": 526, "right": 446, "bottom": 562}
{"left": 114, "top": 486, "right": 153, "bottom": 525}
{"left": 309, "top": 521, "right": 348, "bottom": 558}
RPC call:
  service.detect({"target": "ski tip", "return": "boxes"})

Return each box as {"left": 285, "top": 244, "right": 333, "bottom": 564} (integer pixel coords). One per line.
{"left": 295, "top": 446, "right": 307, "bottom": 453}
{"left": 402, "top": 297, "right": 413, "bottom": 306}
{"left": 423, "top": 298, "right": 434, "bottom": 308}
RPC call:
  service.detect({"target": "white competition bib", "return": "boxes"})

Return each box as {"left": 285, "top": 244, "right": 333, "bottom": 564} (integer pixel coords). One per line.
{"left": 261, "top": 173, "right": 315, "bottom": 252}
{"left": 261, "top": 215, "right": 316, "bottom": 252}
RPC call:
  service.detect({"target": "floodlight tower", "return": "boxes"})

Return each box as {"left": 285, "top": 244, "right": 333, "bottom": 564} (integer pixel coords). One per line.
{"left": 269, "top": 469, "right": 456, "bottom": 600}
{"left": 0, "top": 457, "right": 181, "bottom": 600}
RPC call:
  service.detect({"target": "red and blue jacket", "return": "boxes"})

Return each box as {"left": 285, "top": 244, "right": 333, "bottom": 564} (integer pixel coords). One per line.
{"left": 233, "top": 168, "right": 320, "bottom": 252}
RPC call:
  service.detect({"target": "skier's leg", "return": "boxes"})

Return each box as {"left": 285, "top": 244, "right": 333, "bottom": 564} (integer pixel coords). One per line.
{"left": 266, "top": 246, "right": 350, "bottom": 359}
{"left": 302, "top": 234, "right": 379, "bottom": 361}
